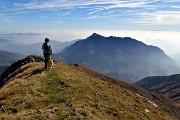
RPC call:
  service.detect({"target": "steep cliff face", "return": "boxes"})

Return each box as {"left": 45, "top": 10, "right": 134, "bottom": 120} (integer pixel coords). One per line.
{"left": 0, "top": 57, "right": 179, "bottom": 120}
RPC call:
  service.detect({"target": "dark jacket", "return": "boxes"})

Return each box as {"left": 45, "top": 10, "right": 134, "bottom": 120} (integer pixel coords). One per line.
{"left": 42, "top": 42, "right": 52, "bottom": 54}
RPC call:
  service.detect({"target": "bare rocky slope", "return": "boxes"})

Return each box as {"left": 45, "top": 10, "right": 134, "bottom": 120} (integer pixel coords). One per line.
{"left": 0, "top": 56, "right": 179, "bottom": 119}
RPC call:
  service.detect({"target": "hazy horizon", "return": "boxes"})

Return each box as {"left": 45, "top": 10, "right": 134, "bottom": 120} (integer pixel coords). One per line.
{"left": 1, "top": 29, "right": 180, "bottom": 58}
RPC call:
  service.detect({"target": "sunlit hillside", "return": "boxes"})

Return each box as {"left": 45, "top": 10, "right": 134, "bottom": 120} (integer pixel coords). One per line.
{"left": 0, "top": 59, "right": 178, "bottom": 120}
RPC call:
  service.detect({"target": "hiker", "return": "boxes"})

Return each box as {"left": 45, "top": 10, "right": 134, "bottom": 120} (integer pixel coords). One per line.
{"left": 42, "top": 38, "right": 52, "bottom": 69}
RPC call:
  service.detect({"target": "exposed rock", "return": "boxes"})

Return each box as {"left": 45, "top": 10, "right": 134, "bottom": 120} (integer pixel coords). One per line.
{"left": 144, "top": 109, "right": 150, "bottom": 113}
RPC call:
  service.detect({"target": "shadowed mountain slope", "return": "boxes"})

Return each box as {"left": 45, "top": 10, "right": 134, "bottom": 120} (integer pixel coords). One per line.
{"left": 135, "top": 74, "right": 180, "bottom": 106}
{"left": 0, "top": 55, "right": 44, "bottom": 87}
{"left": 54, "top": 33, "right": 179, "bottom": 83}
{"left": 0, "top": 50, "right": 25, "bottom": 75}
{"left": 0, "top": 50, "right": 25, "bottom": 65}
{"left": 0, "top": 56, "right": 179, "bottom": 119}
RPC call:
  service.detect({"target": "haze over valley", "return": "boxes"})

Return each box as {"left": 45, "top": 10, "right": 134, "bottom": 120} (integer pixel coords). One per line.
{"left": 0, "top": 0, "right": 180, "bottom": 119}
{"left": 1, "top": 33, "right": 180, "bottom": 83}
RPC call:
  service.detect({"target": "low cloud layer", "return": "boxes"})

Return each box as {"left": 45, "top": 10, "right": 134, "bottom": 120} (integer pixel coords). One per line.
{"left": 1, "top": 29, "right": 180, "bottom": 57}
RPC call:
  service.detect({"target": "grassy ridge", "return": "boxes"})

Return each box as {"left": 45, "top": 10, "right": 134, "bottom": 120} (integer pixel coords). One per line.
{"left": 0, "top": 62, "right": 176, "bottom": 120}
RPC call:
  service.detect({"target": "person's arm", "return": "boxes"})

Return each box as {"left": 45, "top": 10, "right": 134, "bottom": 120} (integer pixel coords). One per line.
{"left": 50, "top": 43, "right": 53, "bottom": 54}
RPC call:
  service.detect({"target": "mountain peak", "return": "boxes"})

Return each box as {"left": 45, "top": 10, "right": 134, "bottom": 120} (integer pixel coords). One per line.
{"left": 91, "top": 33, "right": 100, "bottom": 36}
{"left": 87, "top": 33, "right": 104, "bottom": 39}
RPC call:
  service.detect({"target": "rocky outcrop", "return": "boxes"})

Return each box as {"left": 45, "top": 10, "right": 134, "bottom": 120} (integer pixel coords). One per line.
{"left": 0, "top": 55, "right": 44, "bottom": 86}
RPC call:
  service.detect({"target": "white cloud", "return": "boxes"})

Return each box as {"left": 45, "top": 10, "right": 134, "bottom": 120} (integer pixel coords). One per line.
{"left": 0, "top": 14, "right": 13, "bottom": 23}
{"left": 62, "top": 11, "right": 71, "bottom": 16}
{"left": 103, "top": 11, "right": 115, "bottom": 15}
{"left": 2, "top": 0, "right": 180, "bottom": 25}
{"left": 172, "top": 6, "right": 180, "bottom": 9}
{"left": 131, "top": 11, "right": 180, "bottom": 25}
{"left": 14, "top": 0, "right": 155, "bottom": 10}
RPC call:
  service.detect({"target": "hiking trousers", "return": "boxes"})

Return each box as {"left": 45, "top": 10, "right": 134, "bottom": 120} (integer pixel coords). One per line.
{"left": 44, "top": 53, "right": 51, "bottom": 69}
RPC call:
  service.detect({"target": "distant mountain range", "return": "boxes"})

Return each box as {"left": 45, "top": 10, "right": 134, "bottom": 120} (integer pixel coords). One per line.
{"left": 54, "top": 33, "right": 180, "bottom": 83}
{"left": 135, "top": 74, "right": 180, "bottom": 105}
{"left": 0, "top": 38, "right": 20, "bottom": 45}
{"left": 0, "top": 38, "right": 77, "bottom": 55}
{"left": 0, "top": 50, "right": 25, "bottom": 74}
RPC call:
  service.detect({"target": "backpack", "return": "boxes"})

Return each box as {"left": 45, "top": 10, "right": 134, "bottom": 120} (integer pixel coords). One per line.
{"left": 43, "top": 42, "right": 52, "bottom": 53}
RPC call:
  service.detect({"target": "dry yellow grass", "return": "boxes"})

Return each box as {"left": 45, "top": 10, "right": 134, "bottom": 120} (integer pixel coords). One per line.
{"left": 0, "top": 61, "right": 177, "bottom": 120}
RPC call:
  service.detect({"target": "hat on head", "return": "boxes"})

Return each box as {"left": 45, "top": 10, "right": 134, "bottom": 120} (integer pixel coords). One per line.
{"left": 45, "top": 38, "right": 49, "bottom": 42}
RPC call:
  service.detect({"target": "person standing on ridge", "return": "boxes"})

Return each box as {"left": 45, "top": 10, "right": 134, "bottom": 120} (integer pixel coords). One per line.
{"left": 42, "top": 38, "right": 53, "bottom": 70}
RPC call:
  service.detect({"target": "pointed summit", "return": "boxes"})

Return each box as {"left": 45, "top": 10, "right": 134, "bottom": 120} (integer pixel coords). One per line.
{"left": 91, "top": 33, "right": 100, "bottom": 36}
{"left": 87, "top": 33, "right": 104, "bottom": 39}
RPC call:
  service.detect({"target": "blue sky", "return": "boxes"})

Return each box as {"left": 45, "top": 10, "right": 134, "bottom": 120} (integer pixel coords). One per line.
{"left": 0, "top": 0, "right": 180, "bottom": 57}
{"left": 1, "top": 0, "right": 180, "bottom": 31}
